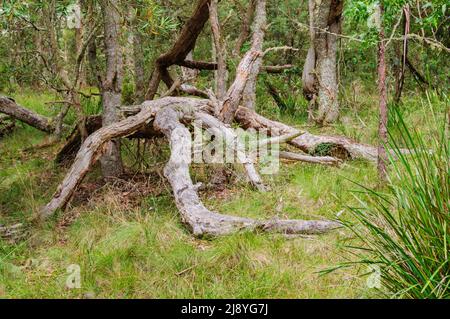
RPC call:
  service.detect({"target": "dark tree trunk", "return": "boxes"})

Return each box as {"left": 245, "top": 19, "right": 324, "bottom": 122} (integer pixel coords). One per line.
{"left": 99, "top": 0, "right": 124, "bottom": 178}
{"left": 0, "top": 96, "right": 54, "bottom": 133}
{"left": 303, "top": 0, "right": 343, "bottom": 124}
{"left": 145, "top": 0, "right": 212, "bottom": 100}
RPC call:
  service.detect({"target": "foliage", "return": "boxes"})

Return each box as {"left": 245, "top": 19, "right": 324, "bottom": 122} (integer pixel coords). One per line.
{"left": 336, "top": 106, "right": 449, "bottom": 298}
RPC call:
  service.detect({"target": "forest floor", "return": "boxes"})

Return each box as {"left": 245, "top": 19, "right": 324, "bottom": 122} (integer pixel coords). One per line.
{"left": 0, "top": 87, "right": 446, "bottom": 298}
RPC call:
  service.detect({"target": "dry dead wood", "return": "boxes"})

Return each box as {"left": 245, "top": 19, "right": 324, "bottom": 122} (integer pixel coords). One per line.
{"left": 235, "top": 106, "right": 379, "bottom": 161}
{"left": 40, "top": 97, "right": 209, "bottom": 218}
{"left": 279, "top": 151, "right": 341, "bottom": 166}
{"left": 0, "top": 96, "right": 55, "bottom": 133}
{"left": 154, "top": 106, "right": 340, "bottom": 237}
{"left": 41, "top": 98, "right": 340, "bottom": 237}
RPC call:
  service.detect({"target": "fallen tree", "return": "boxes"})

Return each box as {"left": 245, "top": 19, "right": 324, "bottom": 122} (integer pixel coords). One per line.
{"left": 0, "top": 96, "right": 55, "bottom": 133}
{"left": 6, "top": 0, "right": 402, "bottom": 239}
{"left": 40, "top": 96, "right": 341, "bottom": 236}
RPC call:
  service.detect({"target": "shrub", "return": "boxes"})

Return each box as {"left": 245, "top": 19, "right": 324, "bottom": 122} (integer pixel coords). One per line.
{"left": 337, "top": 109, "right": 449, "bottom": 298}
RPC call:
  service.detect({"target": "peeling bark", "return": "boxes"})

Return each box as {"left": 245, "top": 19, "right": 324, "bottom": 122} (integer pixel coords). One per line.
{"left": 233, "top": 0, "right": 256, "bottom": 56}
{"left": 241, "top": 0, "right": 266, "bottom": 110}
{"left": 220, "top": 0, "right": 266, "bottom": 123}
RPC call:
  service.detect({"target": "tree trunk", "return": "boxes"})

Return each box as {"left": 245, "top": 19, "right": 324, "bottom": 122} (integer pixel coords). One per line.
{"left": 241, "top": 0, "right": 266, "bottom": 110}
{"left": 145, "top": 0, "right": 212, "bottom": 100}
{"left": 99, "top": 0, "right": 124, "bottom": 178}
{"left": 377, "top": 2, "right": 388, "bottom": 181}
{"left": 75, "top": 0, "right": 86, "bottom": 87}
{"left": 303, "top": 0, "right": 343, "bottom": 124}
{"left": 219, "top": 0, "right": 266, "bottom": 123}
{"left": 209, "top": 0, "right": 228, "bottom": 100}
{"left": 132, "top": 8, "right": 146, "bottom": 103}
{"left": 233, "top": 0, "right": 256, "bottom": 56}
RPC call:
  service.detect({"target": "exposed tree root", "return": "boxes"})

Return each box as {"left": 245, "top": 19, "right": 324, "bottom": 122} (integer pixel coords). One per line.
{"left": 40, "top": 97, "right": 209, "bottom": 218}
{"left": 40, "top": 99, "right": 340, "bottom": 237}
{"left": 235, "top": 106, "right": 378, "bottom": 161}
{"left": 154, "top": 106, "right": 340, "bottom": 237}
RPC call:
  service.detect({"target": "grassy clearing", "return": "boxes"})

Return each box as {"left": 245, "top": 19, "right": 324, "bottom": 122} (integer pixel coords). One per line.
{"left": 0, "top": 88, "right": 447, "bottom": 298}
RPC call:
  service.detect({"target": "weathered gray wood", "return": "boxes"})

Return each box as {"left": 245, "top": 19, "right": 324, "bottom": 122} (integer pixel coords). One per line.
{"left": 99, "top": 0, "right": 124, "bottom": 177}
{"left": 0, "top": 96, "right": 54, "bottom": 133}
{"left": 194, "top": 111, "right": 268, "bottom": 192}
{"left": 220, "top": 0, "right": 266, "bottom": 123}
{"left": 235, "top": 106, "right": 379, "bottom": 161}
{"left": 279, "top": 151, "right": 341, "bottom": 166}
{"left": 154, "top": 106, "right": 340, "bottom": 237}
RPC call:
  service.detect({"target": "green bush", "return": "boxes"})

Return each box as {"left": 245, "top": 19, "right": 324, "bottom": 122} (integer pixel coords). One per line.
{"left": 337, "top": 109, "right": 449, "bottom": 298}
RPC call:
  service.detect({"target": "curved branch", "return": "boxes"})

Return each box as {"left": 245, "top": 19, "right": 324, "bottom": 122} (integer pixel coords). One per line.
{"left": 0, "top": 96, "right": 55, "bottom": 133}
{"left": 154, "top": 107, "right": 340, "bottom": 237}
{"left": 40, "top": 97, "right": 209, "bottom": 219}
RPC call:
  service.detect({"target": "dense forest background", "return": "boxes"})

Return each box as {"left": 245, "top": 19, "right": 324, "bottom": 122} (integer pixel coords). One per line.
{"left": 0, "top": 0, "right": 448, "bottom": 299}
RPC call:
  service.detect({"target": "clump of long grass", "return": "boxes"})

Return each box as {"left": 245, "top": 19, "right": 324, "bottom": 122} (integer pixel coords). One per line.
{"left": 338, "top": 108, "right": 449, "bottom": 298}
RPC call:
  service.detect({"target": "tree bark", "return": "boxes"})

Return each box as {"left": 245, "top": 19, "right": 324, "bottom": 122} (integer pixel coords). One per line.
{"left": 235, "top": 106, "right": 380, "bottom": 161}
{"left": 303, "top": 0, "right": 343, "bottom": 124}
{"left": 132, "top": 5, "right": 146, "bottom": 103}
{"left": 219, "top": 0, "right": 266, "bottom": 123}
{"left": 315, "top": 0, "right": 343, "bottom": 124}
{"left": 154, "top": 106, "right": 340, "bottom": 237}
{"left": 0, "top": 96, "right": 54, "bottom": 133}
{"left": 40, "top": 97, "right": 209, "bottom": 218}
{"left": 377, "top": 2, "right": 388, "bottom": 181}
{"left": 233, "top": 0, "right": 256, "bottom": 56}
{"left": 99, "top": 0, "right": 124, "bottom": 178}
{"left": 209, "top": 0, "right": 228, "bottom": 100}
{"left": 241, "top": 0, "right": 266, "bottom": 110}
{"left": 145, "top": 0, "right": 212, "bottom": 100}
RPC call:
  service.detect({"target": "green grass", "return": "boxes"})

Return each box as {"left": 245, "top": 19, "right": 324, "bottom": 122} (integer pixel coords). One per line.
{"left": 0, "top": 88, "right": 447, "bottom": 298}
{"left": 333, "top": 106, "right": 449, "bottom": 298}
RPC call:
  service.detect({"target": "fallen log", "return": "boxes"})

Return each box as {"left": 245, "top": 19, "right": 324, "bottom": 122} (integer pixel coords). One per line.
{"left": 0, "top": 96, "right": 55, "bottom": 133}
{"left": 40, "top": 97, "right": 209, "bottom": 218}
{"left": 279, "top": 151, "right": 341, "bottom": 166}
{"left": 154, "top": 106, "right": 340, "bottom": 237}
{"left": 235, "top": 106, "right": 378, "bottom": 161}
